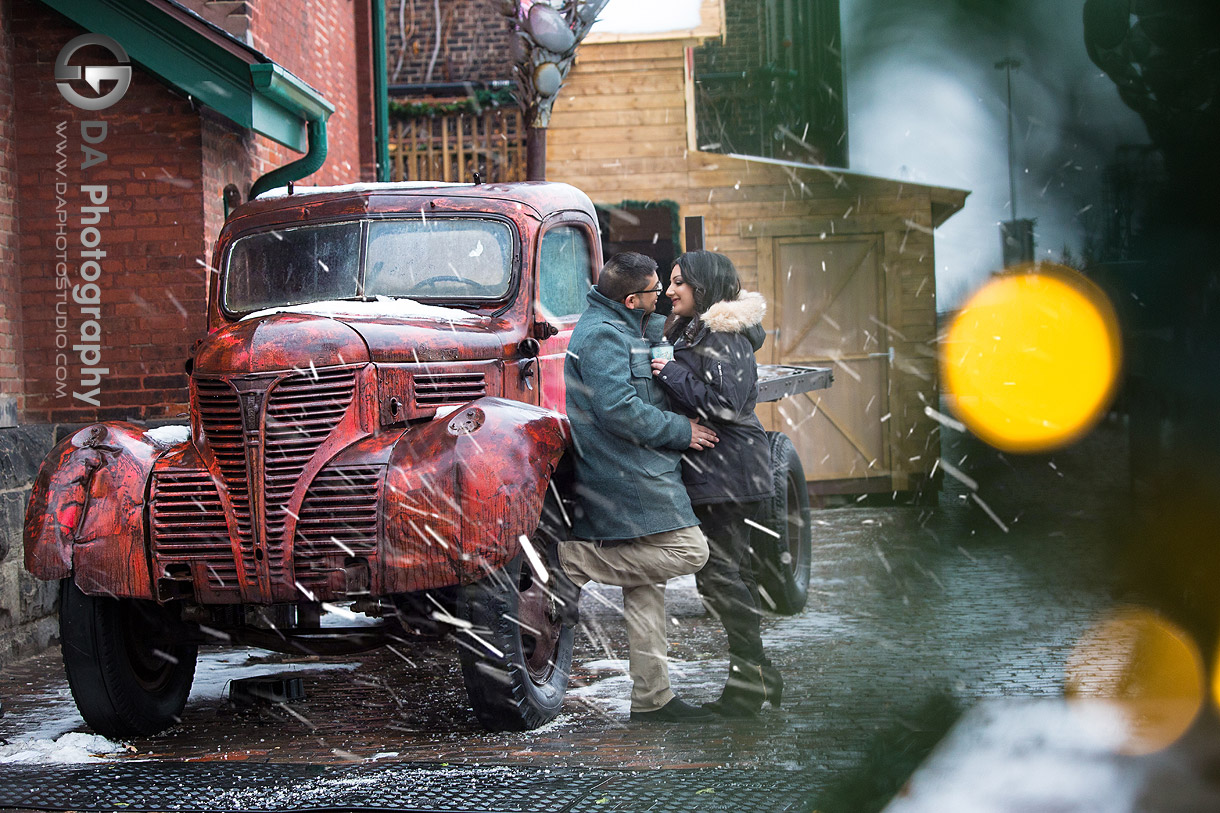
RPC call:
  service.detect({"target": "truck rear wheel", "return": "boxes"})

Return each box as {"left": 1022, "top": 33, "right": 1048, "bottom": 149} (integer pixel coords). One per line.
{"left": 750, "top": 431, "right": 813, "bottom": 615}
{"left": 59, "top": 579, "right": 198, "bottom": 738}
{"left": 455, "top": 494, "right": 574, "bottom": 731}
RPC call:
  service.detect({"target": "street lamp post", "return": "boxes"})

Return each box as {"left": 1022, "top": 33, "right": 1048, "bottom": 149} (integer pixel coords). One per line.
{"left": 996, "top": 57, "right": 1021, "bottom": 219}
{"left": 995, "top": 57, "right": 1033, "bottom": 266}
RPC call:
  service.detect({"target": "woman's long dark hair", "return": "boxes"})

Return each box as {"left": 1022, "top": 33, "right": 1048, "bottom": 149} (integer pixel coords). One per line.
{"left": 665, "top": 250, "right": 742, "bottom": 342}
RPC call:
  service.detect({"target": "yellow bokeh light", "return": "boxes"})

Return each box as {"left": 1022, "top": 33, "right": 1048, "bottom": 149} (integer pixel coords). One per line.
{"left": 942, "top": 263, "right": 1121, "bottom": 453}
{"left": 1065, "top": 607, "right": 1204, "bottom": 756}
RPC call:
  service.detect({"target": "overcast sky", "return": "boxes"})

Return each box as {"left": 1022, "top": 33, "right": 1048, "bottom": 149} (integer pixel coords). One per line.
{"left": 840, "top": 0, "right": 1149, "bottom": 308}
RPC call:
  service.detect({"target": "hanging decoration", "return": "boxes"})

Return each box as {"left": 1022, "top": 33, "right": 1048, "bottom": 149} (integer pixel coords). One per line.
{"left": 497, "top": 0, "right": 610, "bottom": 130}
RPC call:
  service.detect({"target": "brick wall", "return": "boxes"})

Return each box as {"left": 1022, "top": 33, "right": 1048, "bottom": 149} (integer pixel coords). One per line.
{"left": 12, "top": 4, "right": 206, "bottom": 424}
{"left": 691, "top": 0, "right": 846, "bottom": 165}
{"left": 10, "top": 0, "right": 374, "bottom": 425}
{"left": 0, "top": 0, "right": 22, "bottom": 427}
{"left": 694, "top": 0, "right": 764, "bottom": 76}
{"left": 385, "top": 0, "right": 512, "bottom": 85}
{"left": 201, "top": 110, "right": 255, "bottom": 265}
{"left": 248, "top": 0, "right": 368, "bottom": 186}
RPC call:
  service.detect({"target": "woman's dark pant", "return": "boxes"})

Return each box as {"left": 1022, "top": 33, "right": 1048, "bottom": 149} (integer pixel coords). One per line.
{"left": 694, "top": 500, "right": 767, "bottom": 665}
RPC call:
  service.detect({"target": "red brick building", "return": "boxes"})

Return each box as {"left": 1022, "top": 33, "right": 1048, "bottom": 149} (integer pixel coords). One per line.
{"left": 0, "top": 0, "right": 379, "bottom": 664}
{"left": 1, "top": 0, "right": 378, "bottom": 426}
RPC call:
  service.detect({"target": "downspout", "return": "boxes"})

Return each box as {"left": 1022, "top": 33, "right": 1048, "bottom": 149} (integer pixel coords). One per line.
{"left": 372, "top": 0, "right": 391, "bottom": 181}
{"left": 248, "top": 64, "right": 336, "bottom": 199}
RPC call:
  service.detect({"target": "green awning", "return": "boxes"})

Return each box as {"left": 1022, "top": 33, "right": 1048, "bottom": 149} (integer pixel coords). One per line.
{"left": 38, "top": 0, "right": 333, "bottom": 152}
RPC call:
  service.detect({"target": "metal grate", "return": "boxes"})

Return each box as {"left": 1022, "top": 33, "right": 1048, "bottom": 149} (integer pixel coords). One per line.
{"left": 295, "top": 465, "right": 382, "bottom": 587}
{"left": 149, "top": 470, "right": 238, "bottom": 592}
{"left": 414, "top": 370, "right": 486, "bottom": 408}
{"left": 0, "top": 763, "right": 818, "bottom": 812}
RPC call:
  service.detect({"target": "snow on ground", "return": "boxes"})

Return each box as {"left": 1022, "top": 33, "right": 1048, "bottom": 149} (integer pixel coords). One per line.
{"left": 0, "top": 732, "right": 126, "bottom": 764}
{"left": 883, "top": 699, "right": 1140, "bottom": 812}
{"left": 186, "top": 650, "right": 362, "bottom": 703}
{"left": 569, "top": 657, "right": 723, "bottom": 718}
{"left": 0, "top": 650, "right": 361, "bottom": 765}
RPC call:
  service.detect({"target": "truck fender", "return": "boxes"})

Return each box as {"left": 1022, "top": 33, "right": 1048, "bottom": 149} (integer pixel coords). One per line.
{"left": 24, "top": 422, "right": 169, "bottom": 598}
{"left": 381, "top": 397, "right": 570, "bottom": 592}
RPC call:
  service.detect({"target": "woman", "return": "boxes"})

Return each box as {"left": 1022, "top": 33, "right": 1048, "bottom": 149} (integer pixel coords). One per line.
{"left": 650, "top": 250, "right": 782, "bottom": 717}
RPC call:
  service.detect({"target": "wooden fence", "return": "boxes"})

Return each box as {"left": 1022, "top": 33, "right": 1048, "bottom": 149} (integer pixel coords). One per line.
{"left": 388, "top": 109, "right": 527, "bottom": 184}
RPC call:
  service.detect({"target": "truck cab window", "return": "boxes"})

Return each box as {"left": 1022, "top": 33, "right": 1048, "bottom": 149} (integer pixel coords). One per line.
{"left": 538, "top": 225, "right": 593, "bottom": 319}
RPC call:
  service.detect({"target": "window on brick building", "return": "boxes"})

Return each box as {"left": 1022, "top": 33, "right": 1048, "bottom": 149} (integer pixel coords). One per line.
{"left": 692, "top": 0, "right": 848, "bottom": 166}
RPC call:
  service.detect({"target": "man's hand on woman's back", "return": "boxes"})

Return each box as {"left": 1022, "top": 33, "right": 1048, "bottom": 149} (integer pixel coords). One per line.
{"left": 688, "top": 418, "right": 718, "bottom": 450}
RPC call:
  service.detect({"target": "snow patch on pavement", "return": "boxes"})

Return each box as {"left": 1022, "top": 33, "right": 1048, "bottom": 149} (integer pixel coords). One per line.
{"left": 0, "top": 732, "right": 125, "bottom": 764}
{"left": 188, "top": 650, "right": 362, "bottom": 702}
{"left": 570, "top": 657, "right": 724, "bottom": 718}
{"left": 0, "top": 650, "right": 362, "bottom": 764}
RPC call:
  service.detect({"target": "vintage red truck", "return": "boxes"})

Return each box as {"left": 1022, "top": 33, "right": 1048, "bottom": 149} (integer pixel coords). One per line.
{"left": 24, "top": 181, "right": 824, "bottom": 737}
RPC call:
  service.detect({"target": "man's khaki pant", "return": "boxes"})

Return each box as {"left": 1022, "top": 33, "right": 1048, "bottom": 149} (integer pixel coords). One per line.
{"left": 559, "top": 526, "right": 709, "bottom": 712}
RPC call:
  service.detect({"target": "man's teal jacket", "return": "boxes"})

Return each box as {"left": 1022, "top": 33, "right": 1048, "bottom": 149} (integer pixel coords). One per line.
{"left": 564, "top": 286, "right": 698, "bottom": 540}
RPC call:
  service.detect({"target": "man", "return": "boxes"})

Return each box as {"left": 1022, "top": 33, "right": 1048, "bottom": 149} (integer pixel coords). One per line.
{"left": 561, "top": 251, "right": 719, "bottom": 723}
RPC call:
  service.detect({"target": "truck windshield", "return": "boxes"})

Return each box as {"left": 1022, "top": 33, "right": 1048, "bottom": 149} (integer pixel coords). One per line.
{"left": 223, "top": 218, "right": 514, "bottom": 314}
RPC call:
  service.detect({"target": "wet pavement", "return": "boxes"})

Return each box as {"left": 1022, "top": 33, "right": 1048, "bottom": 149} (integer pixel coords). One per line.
{"left": 3, "top": 415, "right": 1205, "bottom": 810}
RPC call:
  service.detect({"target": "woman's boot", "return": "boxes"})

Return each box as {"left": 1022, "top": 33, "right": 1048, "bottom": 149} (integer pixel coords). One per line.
{"left": 704, "top": 657, "right": 784, "bottom": 718}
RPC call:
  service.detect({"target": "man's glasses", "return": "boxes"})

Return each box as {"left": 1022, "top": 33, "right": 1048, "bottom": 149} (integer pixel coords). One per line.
{"left": 625, "top": 284, "right": 663, "bottom": 298}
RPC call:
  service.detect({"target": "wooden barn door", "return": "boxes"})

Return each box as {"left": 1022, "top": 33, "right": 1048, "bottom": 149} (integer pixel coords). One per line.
{"left": 770, "top": 236, "right": 892, "bottom": 488}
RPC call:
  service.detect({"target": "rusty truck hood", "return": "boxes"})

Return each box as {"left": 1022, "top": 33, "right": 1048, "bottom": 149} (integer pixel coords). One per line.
{"left": 194, "top": 311, "right": 516, "bottom": 374}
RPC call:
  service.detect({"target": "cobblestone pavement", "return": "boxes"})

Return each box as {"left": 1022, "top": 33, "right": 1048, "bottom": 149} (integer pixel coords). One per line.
{"left": 0, "top": 419, "right": 1138, "bottom": 807}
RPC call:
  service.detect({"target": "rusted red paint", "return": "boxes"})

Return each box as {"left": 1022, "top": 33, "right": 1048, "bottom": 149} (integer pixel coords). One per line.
{"left": 382, "top": 397, "right": 570, "bottom": 593}
{"left": 25, "top": 423, "right": 159, "bottom": 598}
{"left": 26, "top": 182, "right": 599, "bottom": 610}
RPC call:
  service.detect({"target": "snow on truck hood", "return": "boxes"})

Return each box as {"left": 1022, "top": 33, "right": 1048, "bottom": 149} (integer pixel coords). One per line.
{"left": 254, "top": 182, "right": 472, "bottom": 200}
{"left": 241, "top": 296, "right": 484, "bottom": 324}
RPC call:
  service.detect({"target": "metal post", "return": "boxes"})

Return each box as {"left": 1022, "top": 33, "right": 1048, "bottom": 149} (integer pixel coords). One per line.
{"left": 685, "top": 216, "right": 706, "bottom": 251}
{"left": 526, "top": 126, "right": 547, "bottom": 181}
{"left": 995, "top": 57, "right": 1021, "bottom": 220}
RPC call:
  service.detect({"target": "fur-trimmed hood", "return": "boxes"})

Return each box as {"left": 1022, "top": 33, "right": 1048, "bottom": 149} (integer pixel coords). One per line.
{"left": 702, "top": 290, "right": 766, "bottom": 333}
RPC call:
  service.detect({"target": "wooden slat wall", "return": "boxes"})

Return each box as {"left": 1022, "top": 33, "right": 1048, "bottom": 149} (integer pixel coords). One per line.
{"left": 548, "top": 39, "right": 964, "bottom": 493}
{"left": 389, "top": 108, "right": 527, "bottom": 183}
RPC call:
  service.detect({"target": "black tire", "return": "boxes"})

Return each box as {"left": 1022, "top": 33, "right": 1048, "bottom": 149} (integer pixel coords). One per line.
{"left": 750, "top": 431, "right": 813, "bottom": 615}
{"left": 59, "top": 579, "right": 198, "bottom": 738}
{"left": 454, "top": 491, "right": 575, "bottom": 731}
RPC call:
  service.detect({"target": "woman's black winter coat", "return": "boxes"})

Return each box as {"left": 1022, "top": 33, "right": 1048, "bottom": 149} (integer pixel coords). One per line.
{"left": 655, "top": 290, "right": 774, "bottom": 506}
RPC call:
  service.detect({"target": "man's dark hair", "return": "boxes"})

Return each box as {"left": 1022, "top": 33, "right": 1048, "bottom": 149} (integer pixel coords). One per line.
{"left": 596, "top": 252, "right": 658, "bottom": 302}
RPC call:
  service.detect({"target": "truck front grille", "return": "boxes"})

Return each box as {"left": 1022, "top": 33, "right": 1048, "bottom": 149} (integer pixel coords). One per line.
{"left": 195, "top": 378, "right": 252, "bottom": 556}
{"left": 295, "top": 465, "right": 382, "bottom": 589}
{"left": 263, "top": 367, "right": 358, "bottom": 580}
{"left": 413, "top": 370, "right": 486, "bottom": 408}
{"left": 195, "top": 367, "right": 359, "bottom": 590}
{"left": 149, "top": 470, "right": 238, "bottom": 594}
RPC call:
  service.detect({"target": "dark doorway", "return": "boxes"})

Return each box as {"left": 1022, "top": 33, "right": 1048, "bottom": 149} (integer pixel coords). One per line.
{"left": 595, "top": 200, "right": 680, "bottom": 316}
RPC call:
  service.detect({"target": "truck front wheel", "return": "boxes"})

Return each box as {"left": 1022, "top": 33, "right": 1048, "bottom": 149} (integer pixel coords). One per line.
{"left": 59, "top": 579, "right": 198, "bottom": 738}
{"left": 455, "top": 496, "right": 574, "bottom": 731}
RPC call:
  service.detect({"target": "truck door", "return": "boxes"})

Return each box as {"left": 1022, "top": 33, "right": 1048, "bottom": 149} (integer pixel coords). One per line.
{"left": 535, "top": 222, "right": 598, "bottom": 414}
